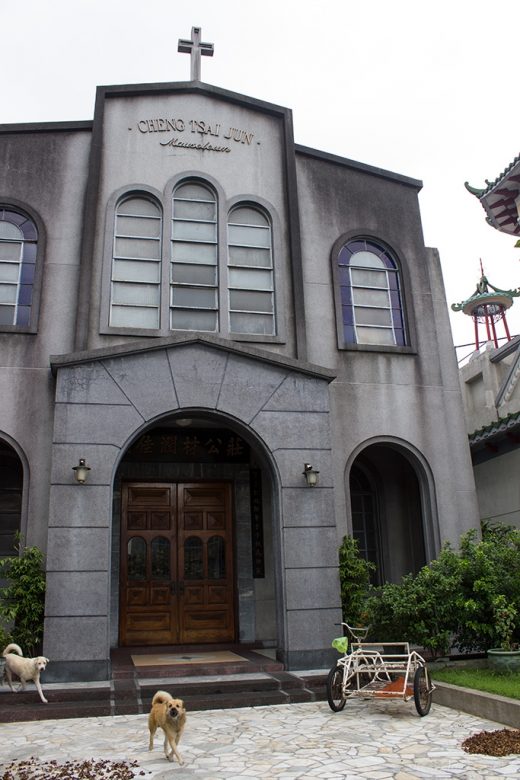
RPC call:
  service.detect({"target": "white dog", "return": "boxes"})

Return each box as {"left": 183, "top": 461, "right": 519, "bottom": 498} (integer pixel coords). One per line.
{"left": 2, "top": 643, "right": 49, "bottom": 703}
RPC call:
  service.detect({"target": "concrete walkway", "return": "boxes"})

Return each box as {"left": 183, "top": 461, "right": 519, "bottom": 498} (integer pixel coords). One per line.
{"left": 1, "top": 699, "right": 519, "bottom": 779}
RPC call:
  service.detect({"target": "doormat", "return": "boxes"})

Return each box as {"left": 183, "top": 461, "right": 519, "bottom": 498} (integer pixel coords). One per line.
{"left": 131, "top": 650, "right": 246, "bottom": 667}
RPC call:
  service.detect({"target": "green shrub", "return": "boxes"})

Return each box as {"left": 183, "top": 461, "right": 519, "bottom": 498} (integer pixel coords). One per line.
{"left": 455, "top": 524, "right": 520, "bottom": 652}
{"left": 338, "top": 535, "right": 374, "bottom": 627}
{"left": 339, "top": 522, "right": 520, "bottom": 657}
{"left": 0, "top": 538, "right": 46, "bottom": 656}
{"left": 364, "top": 543, "right": 461, "bottom": 657}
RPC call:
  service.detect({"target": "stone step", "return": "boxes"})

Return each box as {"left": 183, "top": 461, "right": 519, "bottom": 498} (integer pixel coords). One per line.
{"left": 0, "top": 670, "right": 329, "bottom": 723}
{"left": 129, "top": 659, "right": 284, "bottom": 680}
{"left": 0, "top": 693, "right": 111, "bottom": 723}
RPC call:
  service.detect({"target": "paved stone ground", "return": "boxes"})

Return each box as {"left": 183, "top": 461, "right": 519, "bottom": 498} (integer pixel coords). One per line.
{"left": 1, "top": 699, "right": 519, "bottom": 779}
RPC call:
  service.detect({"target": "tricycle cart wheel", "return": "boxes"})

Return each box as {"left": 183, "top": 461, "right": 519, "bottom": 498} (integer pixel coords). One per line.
{"left": 326, "top": 665, "right": 347, "bottom": 712}
{"left": 413, "top": 666, "right": 432, "bottom": 716}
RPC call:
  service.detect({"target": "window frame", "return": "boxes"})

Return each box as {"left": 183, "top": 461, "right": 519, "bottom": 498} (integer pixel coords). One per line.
{"left": 109, "top": 193, "right": 164, "bottom": 331}
{"left": 331, "top": 232, "right": 415, "bottom": 354}
{"left": 0, "top": 201, "right": 44, "bottom": 334}
{"left": 101, "top": 179, "right": 285, "bottom": 344}
{"left": 349, "top": 463, "right": 384, "bottom": 586}
{"left": 227, "top": 202, "right": 276, "bottom": 338}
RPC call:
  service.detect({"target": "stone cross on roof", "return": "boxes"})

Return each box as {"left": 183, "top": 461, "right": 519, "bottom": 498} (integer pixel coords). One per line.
{"left": 178, "top": 26, "right": 214, "bottom": 81}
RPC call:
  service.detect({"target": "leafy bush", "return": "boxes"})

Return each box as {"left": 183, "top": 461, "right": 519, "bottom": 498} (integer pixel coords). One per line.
{"left": 454, "top": 523, "right": 520, "bottom": 652}
{"left": 339, "top": 522, "right": 520, "bottom": 657}
{"left": 364, "top": 543, "right": 461, "bottom": 657}
{"left": 338, "top": 535, "right": 374, "bottom": 627}
{"left": 0, "top": 538, "right": 46, "bottom": 656}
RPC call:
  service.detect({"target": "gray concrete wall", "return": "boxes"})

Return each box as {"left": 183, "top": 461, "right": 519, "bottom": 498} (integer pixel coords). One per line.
{"left": 296, "top": 154, "right": 480, "bottom": 551}
{"left": 474, "top": 449, "right": 520, "bottom": 529}
{"left": 0, "top": 129, "right": 91, "bottom": 549}
{"left": 82, "top": 91, "right": 297, "bottom": 358}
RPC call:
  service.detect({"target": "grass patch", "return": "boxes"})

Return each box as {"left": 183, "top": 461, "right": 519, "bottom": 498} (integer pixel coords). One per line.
{"left": 431, "top": 666, "right": 520, "bottom": 700}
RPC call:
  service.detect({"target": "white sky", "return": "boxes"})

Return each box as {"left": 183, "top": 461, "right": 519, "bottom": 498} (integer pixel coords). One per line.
{"left": 4, "top": 0, "right": 519, "bottom": 361}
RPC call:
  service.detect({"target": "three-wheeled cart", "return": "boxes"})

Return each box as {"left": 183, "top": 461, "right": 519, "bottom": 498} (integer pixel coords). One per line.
{"left": 326, "top": 623, "right": 435, "bottom": 716}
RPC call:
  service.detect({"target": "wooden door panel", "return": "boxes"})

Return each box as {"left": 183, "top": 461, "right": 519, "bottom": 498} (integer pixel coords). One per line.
{"left": 128, "top": 485, "right": 171, "bottom": 505}
{"left": 150, "top": 512, "right": 170, "bottom": 530}
{"left": 183, "top": 486, "right": 227, "bottom": 507}
{"left": 120, "top": 481, "right": 234, "bottom": 646}
{"left": 207, "top": 511, "right": 225, "bottom": 529}
{"left": 178, "top": 483, "right": 234, "bottom": 643}
{"left": 127, "top": 512, "right": 147, "bottom": 530}
{"left": 184, "top": 585, "right": 204, "bottom": 604}
{"left": 127, "top": 586, "right": 147, "bottom": 606}
{"left": 208, "top": 585, "right": 227, "bottom": 603}
{"left": 150, "top": 585, "right": 170, "bottom": 605}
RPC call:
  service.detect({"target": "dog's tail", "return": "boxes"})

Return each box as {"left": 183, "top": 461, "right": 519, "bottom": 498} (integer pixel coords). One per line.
{"left": 152, "top": 690, "right": 172, "bottom": 706}
{"left": 2, "top": 643, "right": 23, "bottom": 658}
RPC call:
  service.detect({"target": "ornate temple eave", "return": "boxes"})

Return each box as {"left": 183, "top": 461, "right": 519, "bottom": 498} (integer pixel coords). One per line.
{"left": 465, "top": 154, "right": 520, "bottom": 237}
{"left": 451, "top": 278, "right": 520, "bottom": 314}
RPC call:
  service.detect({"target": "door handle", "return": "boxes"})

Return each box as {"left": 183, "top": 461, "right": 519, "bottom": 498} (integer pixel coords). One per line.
{"left": 169, "top": 582, "right": 176, "bottom": 595}
{"left": 179, "top": 581, "right": 185, "bottom": 594}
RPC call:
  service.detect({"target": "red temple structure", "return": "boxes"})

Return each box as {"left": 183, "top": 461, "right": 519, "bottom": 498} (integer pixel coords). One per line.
{"left": 451, "top": 261, "right": 520, "bottom": 350}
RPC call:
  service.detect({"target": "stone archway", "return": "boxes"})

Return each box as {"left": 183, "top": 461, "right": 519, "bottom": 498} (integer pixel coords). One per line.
{"left": 109, "top": 411, "right": 279, "bottom": 652}
{"left": 347, "top": 439, "right": 439, "bottom": 584}
{"left": 44, "top": 335, "right": 339, "bottom": 681}
{"left": 0, "top": 438, "right": 24, "bottom": 556}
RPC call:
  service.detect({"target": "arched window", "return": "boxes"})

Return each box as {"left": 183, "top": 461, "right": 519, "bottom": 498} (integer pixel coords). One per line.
{"left": 0, "top": 440, "right": 23, "bottom": 556}
{"left": 171, "top": 182, "right": 218, "bottom": 331}
{"left": 350, "top": 466, "right": 381, "bottom": 584}
{"left": 227, "top": 205, "right": 274, "bottom": 335}
{"left": 105, "top": 184, "right": 280, "bottom": 341}
{"left": 337, "top": 238, "right": 405, "bottom": 347}
{"left": 127, "top": 536, "right": 147, "bottom": 580}
{"left": 0, "top": 208, "right": 38, "bottom": 328}
{"left": 110, "top": 196, "right": 162, "bottom": 328}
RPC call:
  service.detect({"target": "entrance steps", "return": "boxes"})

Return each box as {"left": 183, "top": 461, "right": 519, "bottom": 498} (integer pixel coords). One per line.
{"left": 0, "top": 648, "right": 329, "bottom": 723}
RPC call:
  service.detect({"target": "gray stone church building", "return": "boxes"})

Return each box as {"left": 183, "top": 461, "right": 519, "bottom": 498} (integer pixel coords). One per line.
{"left": 0, "top": 38, "right": 480, "bottom": 681}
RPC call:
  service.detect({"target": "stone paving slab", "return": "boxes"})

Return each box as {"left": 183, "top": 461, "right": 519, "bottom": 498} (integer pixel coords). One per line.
{"left": 0, "top": 699, "right": 519, "bottom": 779}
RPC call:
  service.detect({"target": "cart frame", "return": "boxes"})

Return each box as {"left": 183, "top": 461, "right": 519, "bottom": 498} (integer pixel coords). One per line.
{"left": 326, "top": 623, "right": 435, "bottom": 716}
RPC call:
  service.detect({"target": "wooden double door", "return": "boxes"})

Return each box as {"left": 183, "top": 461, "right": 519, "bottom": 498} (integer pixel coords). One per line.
{"left": 120, "top": 482, "right": 235, "bottom": 646}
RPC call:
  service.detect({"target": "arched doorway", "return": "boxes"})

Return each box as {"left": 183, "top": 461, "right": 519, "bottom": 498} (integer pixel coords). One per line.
{"left": 111, "top": 412, "right": 277, "bottom": 649}
{"left": 0, "top": 439, "right": 23, "bottom": 556}
{"left": 348, "top": 442, "right": 430, "bottom": 583}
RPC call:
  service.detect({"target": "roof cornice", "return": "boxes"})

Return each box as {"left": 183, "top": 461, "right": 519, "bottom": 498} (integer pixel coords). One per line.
{"left": 50, "top": 334, "right": 336, "bottom": 382}
{"left": 295, "top": 144, "right": 422, "bottom": 189}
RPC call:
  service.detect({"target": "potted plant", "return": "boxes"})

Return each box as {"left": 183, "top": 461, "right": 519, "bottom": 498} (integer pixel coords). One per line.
{"left": 487, "top": 595, "right": 520, "bottom": 673}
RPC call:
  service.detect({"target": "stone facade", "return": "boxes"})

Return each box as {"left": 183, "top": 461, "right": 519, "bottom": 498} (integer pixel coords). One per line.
{"left": 0, "top": 78, "right": 480, "bottom": 680}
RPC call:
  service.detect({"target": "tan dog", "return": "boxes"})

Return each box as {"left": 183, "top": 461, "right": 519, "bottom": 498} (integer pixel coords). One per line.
{"left": 148, "top": 690, "right": 186, "bottom": 764}
{"left": 2, "top": 643, "right": 49, "bottom": 704}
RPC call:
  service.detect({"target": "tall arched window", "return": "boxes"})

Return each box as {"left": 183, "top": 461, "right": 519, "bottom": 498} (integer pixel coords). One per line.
{"left": 110, "top": 196, "right": 162, "bottom": 328}
{"left": 227, "top": 205, "right": 274, "bottom": 335}
{"left": 350, "top": 465, "right": 382, "bottom": 584}
{"left": 0, "top": 440, "right": 23, "bottom": 556}
{"left": 105, "top": 184, "right": 280, "bottom": 341}
{"left": 337, "top": 238, "right": 405, "bottom": 347}
{"left": 171, "top": 182, "right": 218, "bottom": 331}
{"left": 0, "top": 208, "right": 38, "bottom": 328}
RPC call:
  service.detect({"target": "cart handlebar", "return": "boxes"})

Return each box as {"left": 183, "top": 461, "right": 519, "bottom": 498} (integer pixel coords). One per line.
{"left": 335, "top": 621, "right": 370, "bottom": 642}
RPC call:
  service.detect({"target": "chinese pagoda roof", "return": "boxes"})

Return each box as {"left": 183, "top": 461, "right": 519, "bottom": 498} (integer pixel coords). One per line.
{"left": 465, "top": 152, "right": 520, "bottom": 237}
{"left": 451, "top": 273, "right": 520, "bottom": 315}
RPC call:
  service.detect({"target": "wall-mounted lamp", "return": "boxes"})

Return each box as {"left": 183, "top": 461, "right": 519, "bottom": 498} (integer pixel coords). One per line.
{"left": 72, "top": 458, "right": 91, "bottom": 484}
{"left": 302, "top": 463, "right": 319, "bottom": 487}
